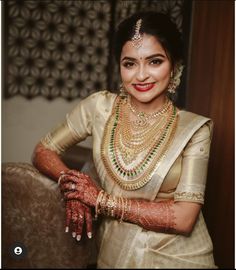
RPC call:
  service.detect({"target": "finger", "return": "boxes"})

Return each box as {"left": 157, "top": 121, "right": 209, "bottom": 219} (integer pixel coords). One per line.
{"left": 59, "top": 174, "right": 80, "bottom": 186}
{"left": 66, "top": 170, "right": 91, "bottom": 182}
{"left": 65, "top": 201, "right": 72, "bottom": 233}
{"left": 75, "top": 209, "right": 84, "bottom": 242}
{"left": 84, "top": 205, "right": 93, "bottom": 239}
{"left": 59, "top": 174, "right": 78, "bottom": 184}
{"left": 64, "top": 191, "right": 81, "bottom": 200}
{"left": 70, "top": 201, "right": 79, "bottom": 238}
{"left": 65, "top": 169, "right": 80, "bottom": 177}
{"left": 60, "top": 182, "right": 77, "bottom": 192}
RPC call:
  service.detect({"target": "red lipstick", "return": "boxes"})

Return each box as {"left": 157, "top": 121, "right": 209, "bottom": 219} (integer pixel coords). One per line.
{"left": 133, "top": 83, "right": 155, "bottom": 92}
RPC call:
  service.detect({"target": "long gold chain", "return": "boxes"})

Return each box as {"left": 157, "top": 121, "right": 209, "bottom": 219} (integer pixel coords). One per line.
{"left": 101, "top": 95, "right": 178, "bottom": 191}
{"left": 120, "top": 101, "right": 172, "bottom": 158}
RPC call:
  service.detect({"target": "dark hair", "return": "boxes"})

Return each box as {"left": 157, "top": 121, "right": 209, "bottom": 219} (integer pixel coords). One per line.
{"left": 114, "top": 11, "right": 183, "bottom": 66}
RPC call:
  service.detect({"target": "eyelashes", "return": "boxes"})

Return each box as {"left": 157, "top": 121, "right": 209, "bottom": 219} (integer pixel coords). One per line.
{"left": 122, "top": 61, "right": 135, "bottom": 68}
{"left": 150, "top": 58, "right": 163, "bottom": 65}
{"left": 121, "top": 58, "right": 164, "bottom": 69}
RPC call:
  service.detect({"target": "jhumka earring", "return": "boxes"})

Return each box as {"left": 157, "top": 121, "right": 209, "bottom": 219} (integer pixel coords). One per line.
{"left": 167, "top": 62, "right": 184, "bottom": 94}
{"left": 119, "top": 83, "right": 128, "bottom": 98}
{"left": 131, "top": 19, "right": 143, "bottom": 48}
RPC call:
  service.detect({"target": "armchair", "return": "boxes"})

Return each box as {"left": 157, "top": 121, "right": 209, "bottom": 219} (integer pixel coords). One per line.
{"left": 2, "top": 146, "right": 97, "bottom": 268}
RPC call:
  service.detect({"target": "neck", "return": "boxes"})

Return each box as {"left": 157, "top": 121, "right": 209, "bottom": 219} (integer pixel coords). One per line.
{"left": 129, "top": 94, "right": 169, "bottom": 115}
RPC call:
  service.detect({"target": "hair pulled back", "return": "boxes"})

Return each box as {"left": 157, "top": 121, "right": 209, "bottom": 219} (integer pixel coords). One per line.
{"left": 114, "top": 11, "right": 183, "bottom": 66}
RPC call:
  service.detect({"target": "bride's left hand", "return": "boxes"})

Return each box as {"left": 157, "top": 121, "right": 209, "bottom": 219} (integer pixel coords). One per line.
{"left": 59, "top": 170, "right": 101, "bottom": 207}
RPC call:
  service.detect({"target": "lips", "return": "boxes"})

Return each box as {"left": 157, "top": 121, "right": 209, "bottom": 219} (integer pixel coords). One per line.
{"left": 133, "top": 82, "right": 155, "bottom": 92}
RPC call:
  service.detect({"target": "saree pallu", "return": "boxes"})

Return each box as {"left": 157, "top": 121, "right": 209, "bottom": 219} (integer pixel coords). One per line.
{"left": 96, "top": 212, "right": 215, "bottom": 268}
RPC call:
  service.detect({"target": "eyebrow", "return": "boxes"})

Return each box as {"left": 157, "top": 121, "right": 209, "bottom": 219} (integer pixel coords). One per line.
{"left": 121, "top": 53, "right": 166, "bottom": 62}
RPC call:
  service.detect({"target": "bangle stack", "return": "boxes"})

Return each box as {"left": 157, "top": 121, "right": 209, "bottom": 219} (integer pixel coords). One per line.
{"left": 95, "top": 190, "right": 131, "bottom": 223}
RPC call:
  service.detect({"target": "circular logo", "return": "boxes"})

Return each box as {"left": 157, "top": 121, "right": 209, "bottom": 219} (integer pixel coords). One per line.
{"left": 10, "top": 242, "right": 27, "bottom": 259}
{"left": 14, "top": 246, "right": 22, "bottom": 255}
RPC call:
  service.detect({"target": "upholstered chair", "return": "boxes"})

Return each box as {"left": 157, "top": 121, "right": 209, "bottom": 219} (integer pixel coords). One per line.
{"left": 2, "top": 146, "right": 98, "bottom": 269}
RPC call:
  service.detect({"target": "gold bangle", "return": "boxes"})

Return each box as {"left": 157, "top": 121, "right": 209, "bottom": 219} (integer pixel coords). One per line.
{"left": 119, "top": 197, "right": 125, "bottom": 223}
{"left": 111, "top": 197, "right": 117, "bottom": 217}
{"left": 124, "top": 198, "right": 131, "bottom": 221}
{"left": 95, "top": 190, "right": 104, "bottom": 219}
{"left": 107, "top": 195, "right": 115, "bottom": 217}
{"left": 100, "top": 192, "right": 108, "bottom": 215}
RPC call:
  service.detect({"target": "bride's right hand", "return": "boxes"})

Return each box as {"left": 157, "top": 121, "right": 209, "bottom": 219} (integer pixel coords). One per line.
{"left": 65, "top": 199, "right": 93, "bottom": 241}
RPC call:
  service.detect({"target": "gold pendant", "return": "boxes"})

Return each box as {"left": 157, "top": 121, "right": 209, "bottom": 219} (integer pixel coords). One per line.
{"left": 133, "top": 117, "right": 147, "bottom": 127}
{"left": 121, "top": 147, "right": 135, "bottom": 165}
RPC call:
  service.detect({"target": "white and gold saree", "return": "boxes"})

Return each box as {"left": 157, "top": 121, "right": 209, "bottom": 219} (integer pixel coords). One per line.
{"left": 41, "top": 90, "right": 217, "bottom": 268}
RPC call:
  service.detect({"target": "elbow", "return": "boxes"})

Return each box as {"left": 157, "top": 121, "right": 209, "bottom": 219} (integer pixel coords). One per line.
{"left": 176, "top": 218, "right": 197, "bottom": 236}
{"left": 178, "top": 225, "right": 194, "bottom": 236}
{"left": 173, "top": 201, "right": 201, "bottom": 236}
{"left": 31, "top": 142, "right": 42, "bottom": 168}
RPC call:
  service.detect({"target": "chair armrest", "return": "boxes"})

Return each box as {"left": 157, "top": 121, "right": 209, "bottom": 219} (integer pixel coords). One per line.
{"left": 2, "top": 162, "right": 95, "bottom": 268}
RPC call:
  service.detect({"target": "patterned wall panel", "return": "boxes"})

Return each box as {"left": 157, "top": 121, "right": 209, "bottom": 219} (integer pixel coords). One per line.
{"left": 4, "top": 0, "right": 188, "bottom": 100}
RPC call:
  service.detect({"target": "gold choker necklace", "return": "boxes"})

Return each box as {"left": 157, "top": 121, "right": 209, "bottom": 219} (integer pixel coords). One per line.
{"left": 127, "top": 96, "right": 171, "bottom": 127}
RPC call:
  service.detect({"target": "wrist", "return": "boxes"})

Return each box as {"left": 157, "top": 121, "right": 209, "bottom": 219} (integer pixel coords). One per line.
{"left": 95, "top": 191, "right": 135, "bottom": 223}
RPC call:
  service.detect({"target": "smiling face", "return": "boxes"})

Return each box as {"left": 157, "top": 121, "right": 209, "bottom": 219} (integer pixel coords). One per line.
{"left": 120, "top": 34, "right": 172, "bottom": 112}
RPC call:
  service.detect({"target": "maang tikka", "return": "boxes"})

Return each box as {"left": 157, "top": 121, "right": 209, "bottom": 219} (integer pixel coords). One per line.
{"left": 132, "top": 19, "right": 143, "bottom": 48}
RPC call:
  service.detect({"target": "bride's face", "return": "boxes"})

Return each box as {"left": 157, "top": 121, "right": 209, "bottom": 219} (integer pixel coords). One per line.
{"left": 120, "top": 34, "right": 172, "bottom": 111}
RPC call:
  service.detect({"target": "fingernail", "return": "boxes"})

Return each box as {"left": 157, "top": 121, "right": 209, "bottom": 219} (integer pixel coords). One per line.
{"left": 87, "top": 232, "right": 92, "bottom": 239}
{"left": 65, "top": 226, "right": 69, "bottom": 233}
{"left": 76, "top": 235, "right": 81, "bottom": 241}
{"left": 72, "top": 232, "right": 76, "bottom": 238}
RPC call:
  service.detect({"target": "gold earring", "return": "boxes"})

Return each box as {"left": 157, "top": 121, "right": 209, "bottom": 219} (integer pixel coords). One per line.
{"left": 167, "top": 81, "right": 176, "bottom": 94}
{"left": 167, "top": 63, "right": 184, "bottom": 94}
{"left": 119, "top": 84, "right": 128, "bottom": 98}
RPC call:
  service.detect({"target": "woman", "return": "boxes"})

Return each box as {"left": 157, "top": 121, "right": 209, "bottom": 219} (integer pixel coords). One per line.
{"left": 32, "top": 11, "right": 217, "bottom": 268}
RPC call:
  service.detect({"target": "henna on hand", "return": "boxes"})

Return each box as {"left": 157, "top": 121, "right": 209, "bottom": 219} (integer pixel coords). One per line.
{"left": 32, "top": 144, "right": 95, "bottom": 240}
{"left": 129, "top": 199, "right": 176, "bottom": 233}
{"left": 65, "top": 200, "right": 93, "bottom": 241}
{"left": 32, "top": 142, "right": 69, "bottom": 181}
{"left": 58, "top": 171, "right": 94, "bottom": 240}
{"left": 59, "top": 170, "right": 101, "bottom": 207}
{"left": 96, "top": 191, "right": 176, "bottom": 234}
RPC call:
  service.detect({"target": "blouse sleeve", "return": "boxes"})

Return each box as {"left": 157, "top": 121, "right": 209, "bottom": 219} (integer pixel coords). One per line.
{"left": 174, "top": 120, "right": 213, "bottom": 204}
{"left": 40, "top": 92, "right": 100, "bottom": 155}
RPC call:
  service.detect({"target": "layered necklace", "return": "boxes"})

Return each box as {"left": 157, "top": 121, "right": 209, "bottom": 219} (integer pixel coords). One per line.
{"left": 101, "top": 95, "right": 178, "bottom": 191}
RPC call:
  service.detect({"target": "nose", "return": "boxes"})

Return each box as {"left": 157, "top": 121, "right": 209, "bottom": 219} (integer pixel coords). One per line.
{"left": 136, "top": 65, "right": 149, "bottom": 82}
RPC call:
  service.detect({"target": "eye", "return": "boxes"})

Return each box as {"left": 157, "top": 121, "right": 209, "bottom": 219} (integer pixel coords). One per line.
{"left": 150, "top": 58, "right": 163, "bottom": 65}
{"left": 122, "top": 61, "right": 135, "bottom": 68}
